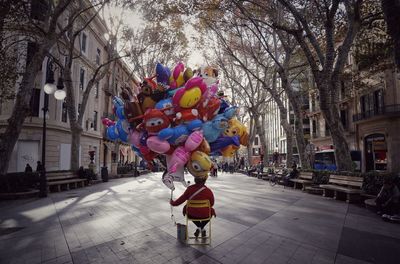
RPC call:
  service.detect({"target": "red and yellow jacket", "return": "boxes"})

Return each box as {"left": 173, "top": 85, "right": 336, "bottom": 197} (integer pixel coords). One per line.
{"left": 170, "top": 183, "right": 216, "bottom": 219}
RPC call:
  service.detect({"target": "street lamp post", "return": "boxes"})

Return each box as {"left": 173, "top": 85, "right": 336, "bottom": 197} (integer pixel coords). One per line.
{"left": 39, "top": 57, "right": 66, "bottom": 197}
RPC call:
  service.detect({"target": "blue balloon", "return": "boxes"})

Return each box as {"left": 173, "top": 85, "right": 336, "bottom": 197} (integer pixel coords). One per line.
{"left": 158, "top": 120, "right": 202, "bottom": 146}
{"left": 107, "top": 126, "right": 119, "bottom": 140}
{"left": 116, "top": 120, "right": 129, "bottom": 142}
{"left": 112, "top": 96, "right": 124, "bottom": 107}
{"left": 116, "top": 106, "right": 125, "bottom": 120}
{"left": 210, "top": 136, "right": 240, "bottom": 153}
{"left": 131, "top": 146, "right": 143, "bottom": 158}
{"left": 156, "top": 63, "right": 170, "bottom": 85}
{"left": 202, "top": 115, "right": 229, "bottom": 143}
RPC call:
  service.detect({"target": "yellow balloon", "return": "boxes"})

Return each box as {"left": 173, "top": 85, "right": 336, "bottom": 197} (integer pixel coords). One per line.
{"left": 179, "top": 87, "right": 202, "bottom": 108}
{"left": 187, "top": 151, "right": 212, "bottom": 178}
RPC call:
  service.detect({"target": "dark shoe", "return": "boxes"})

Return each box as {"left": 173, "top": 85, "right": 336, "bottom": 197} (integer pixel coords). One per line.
{"left": 201, "top": 229, "right": 206, "bottom": 238}
{"left": 194, "top": 229, "right": 200, "bottom": 238}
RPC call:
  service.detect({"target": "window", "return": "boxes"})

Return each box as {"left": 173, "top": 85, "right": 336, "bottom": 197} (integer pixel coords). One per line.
{"left": 374, "top": 89, "right": 384, "bottom": 114}
{"left": 96, "top": 48, "right": 101, "bottom": 65}
{"left": 79, "top": 68, "right": 85, "bottom": 90}
{"left": 252, "top": 148, "right": 259, "bottom": 156}
{"left": 340, "top": 81, "right": 346, "bottom": 100}
{"left": 94, "top": 82, "right": 99, "bottom": 98}
{"left": 93, "top": 111, "right": 98, "bottom": 131}
{"left": 81, "top": 33, "right": 87, "bottom": 53}
{"left": 360, "top": 89, "right": 384, "bottom": 116}
{"left": 29, "top": 88, "right": 41, "bottom": 117}
{"left": 312, "top": 120, "right": 317, "bottom": 137}
{"left": 30, "top": 0, "right": 48, "bottom": 21}
{"left": 61, "top": 100, "right": 68, "bottom": 122}
{"left": 325, "top": 122, "right": 331, "bottom": 137}
{"left": 340, "top": 109, "right": 347, "bottom": 129}
{"left": 254, "top": 136, "right": 259, "bottom": 145}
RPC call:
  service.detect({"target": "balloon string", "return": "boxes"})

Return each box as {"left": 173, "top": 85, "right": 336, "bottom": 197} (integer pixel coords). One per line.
{"left": 170, "top": 189, "right": 176, "bottom": 225}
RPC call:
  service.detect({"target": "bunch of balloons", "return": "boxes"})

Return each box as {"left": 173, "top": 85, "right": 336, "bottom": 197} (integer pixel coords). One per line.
{"left": 102, "top": 62, "right": 249, "bottom": 190}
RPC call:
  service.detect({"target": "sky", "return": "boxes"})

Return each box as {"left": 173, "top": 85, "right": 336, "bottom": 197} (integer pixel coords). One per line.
{"left": 103, "top": 6, "right": 205, "bottom": 69}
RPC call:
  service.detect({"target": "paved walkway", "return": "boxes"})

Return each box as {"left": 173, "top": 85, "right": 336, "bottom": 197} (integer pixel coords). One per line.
{"left": 1, "top": 172, "right": 399, "bottom": 264}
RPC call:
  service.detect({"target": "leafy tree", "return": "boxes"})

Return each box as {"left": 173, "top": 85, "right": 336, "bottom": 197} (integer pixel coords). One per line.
{"left": 123, "top": 21, "right": 189, "bottom": 79}
{"left": 0, "top": 0, "right": 80, "bottom": 175}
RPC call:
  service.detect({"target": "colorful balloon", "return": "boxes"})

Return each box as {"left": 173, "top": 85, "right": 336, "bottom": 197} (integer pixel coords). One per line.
{"left": 101, "top": 63, "right": 249, "bottom": 189}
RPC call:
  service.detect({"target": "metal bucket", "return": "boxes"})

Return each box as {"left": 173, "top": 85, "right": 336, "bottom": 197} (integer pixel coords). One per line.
{"left": 176, "top": 223, "right": 187, "bottom": 242}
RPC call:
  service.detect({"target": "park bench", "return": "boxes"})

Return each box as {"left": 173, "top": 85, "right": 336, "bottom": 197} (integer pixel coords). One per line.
{"left": 47, "top": 171, "right": 87, "bottom": 192}
{"left": 290, "top": 171, "right": 313, "bottom": 191}
{"left": 319, "top": 175, "right": 363, "bottom": 203}
{"left": 262, "top": 169, "right": 285, "bottom": 184}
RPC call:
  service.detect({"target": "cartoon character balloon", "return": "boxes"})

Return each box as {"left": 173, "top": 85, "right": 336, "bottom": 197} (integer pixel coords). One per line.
{"left": 102, "top": 62, "right": 248, "bottom": 190}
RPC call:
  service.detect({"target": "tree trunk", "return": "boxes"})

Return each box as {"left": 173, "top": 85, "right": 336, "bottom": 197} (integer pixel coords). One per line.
{"left": 318, "top": 78, "right": 353, "bottom": 171}
{"left": 63, "top": 65, "right": 82, "bottom": 171}
{"left": 261, "top": 113, "right": 268, "bottom": 166}
{"left": 254, "top": 115, "right": 267, "bottom": 166}
{"left": 279, "top": 71, "right": 310, "bottom": 169}
{"left": 281, "top": 117, "right": 293, "bottom": 168}
{"left": 0, "top": 46, "right": 48, "bottom": 175}
{"left": 294, "top": 114, "right": 310, "bottom": 169}
{"left": 247, "top": 115, "right": 256, "bottom": 165}
{"left": 71, "top": 124, "right": 83, "bottom": 170}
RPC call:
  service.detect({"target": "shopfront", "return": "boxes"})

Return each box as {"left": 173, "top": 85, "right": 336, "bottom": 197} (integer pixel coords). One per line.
{"left": 364, "top": 133, "right": 387, "bottom": 171}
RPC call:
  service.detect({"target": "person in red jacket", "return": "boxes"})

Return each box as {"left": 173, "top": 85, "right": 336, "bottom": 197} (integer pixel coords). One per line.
{"left": 170, "top": 176, "right": 216, "bottom": 238}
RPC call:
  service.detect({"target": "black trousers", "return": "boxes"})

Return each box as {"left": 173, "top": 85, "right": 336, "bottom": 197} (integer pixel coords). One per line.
{"left": 192, "top": 220, "right": 209, "bottom": 229}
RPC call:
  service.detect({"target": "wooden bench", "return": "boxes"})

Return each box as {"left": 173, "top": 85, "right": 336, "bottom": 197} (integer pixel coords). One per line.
{"left": 290, "top": 172, "right": 313, "bottom": 191}
{"left": 319, "top": 175, "right": 363, "bottom": 203}
{"left": 262, "top": 170, "right": 285, "bottom": 184}
{"left": 47, "top": 171, "right": 87, "bottom": 192}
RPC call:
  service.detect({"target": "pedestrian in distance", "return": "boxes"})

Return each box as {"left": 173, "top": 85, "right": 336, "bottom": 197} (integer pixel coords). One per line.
{"left": 257, "top": 161, "right": 264, "bottom": 179}
{"left": 25, "top": 163, "right": 33, "bottom": 173}
{"left": 36, "top": 161, "right": 43, "bottom": 172}
{"left": 283, "top": 162, "right": 299, "bottom": 186}
{"left": 170, "top": 176, "right": 216, "bottom": 238}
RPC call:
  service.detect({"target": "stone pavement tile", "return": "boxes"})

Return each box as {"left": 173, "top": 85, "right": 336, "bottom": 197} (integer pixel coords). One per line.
{"left": 344, "top": 212, "right": 400, "bottom": 240}
{"left": 338, "top": 227, "right": 400, "bottom": 264}
{"left": 293, "top": 197, "right": 348, "bottom": 214}
{"left": 71, "top": 250, "right": 89, "bottom": 264}
{"left": 190, "top": 255, "right": 222, "bottom": 264}
{"left": 311, "top": 249, "right": 336, "bottom": 264}
{"left": 254, "top": 212, "right": 342, "bottom": 251}
{"left": 278, "top": 202, "right": 346, "bottom": 228}
{"left": 347, "top": 204, "right": 376, "bottom": 218}
{"left": 41, "top": 254, "right": 73, "bottom": 264}
{"left": 216, "top": 205, "right": 275, "bottom": 227}
{"left": 159, "top": 217, "right": 249, "bottom": 253}
{"left": 287, "top": 245, "right": 317, "bottom": 264}
{"left": 335, "top": 254, "right": 372, "bottom": 264}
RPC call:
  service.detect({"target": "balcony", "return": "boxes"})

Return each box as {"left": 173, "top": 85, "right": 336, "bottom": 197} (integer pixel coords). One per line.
{"left": 353, "top": 104, "right": 400, "bottom": 122}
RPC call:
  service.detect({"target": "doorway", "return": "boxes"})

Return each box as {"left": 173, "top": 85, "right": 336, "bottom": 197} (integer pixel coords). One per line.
{"left": 365, "top": 134, "right": 387, "bottom": 171}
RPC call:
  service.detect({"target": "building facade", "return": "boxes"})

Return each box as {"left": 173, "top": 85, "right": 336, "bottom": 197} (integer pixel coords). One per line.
{"left": 308, "top": 52, "right": 400, "bottom": 173}
{"left": 0, "top": 3, "right": 137, "bottom": 174}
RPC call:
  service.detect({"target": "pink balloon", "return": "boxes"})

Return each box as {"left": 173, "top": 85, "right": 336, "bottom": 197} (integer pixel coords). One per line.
{"left": 129, "top": 130, "right": 141, "bottom": 148}
{"left": 147, "top": 136, "right": 171, "bottom": 154}
{"left": 168, "top": 147, "right": 190, "bottom": 174}
{"left": 173, "top": 62, "right": 185, "bottom": 79}
{"left": 184, "top": 131, "right": 203, "bottom": 152}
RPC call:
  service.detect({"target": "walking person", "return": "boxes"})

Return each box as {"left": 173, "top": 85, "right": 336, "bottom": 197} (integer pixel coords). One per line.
{"left": 25, "top": 163, "right": 33, "bottom": 173}
{"left": 170, "top": 176, "right": 216, "bottom": 238}
{"left": 36, "top": 161, "right": 43, "bottom": 172}
{"left": 257, "top": 161, "right": 264, "bottom": 179}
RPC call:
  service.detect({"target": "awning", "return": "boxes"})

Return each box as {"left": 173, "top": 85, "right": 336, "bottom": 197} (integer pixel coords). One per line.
{"left": 120, "top": 147, "right": 128, "bottom": 156}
